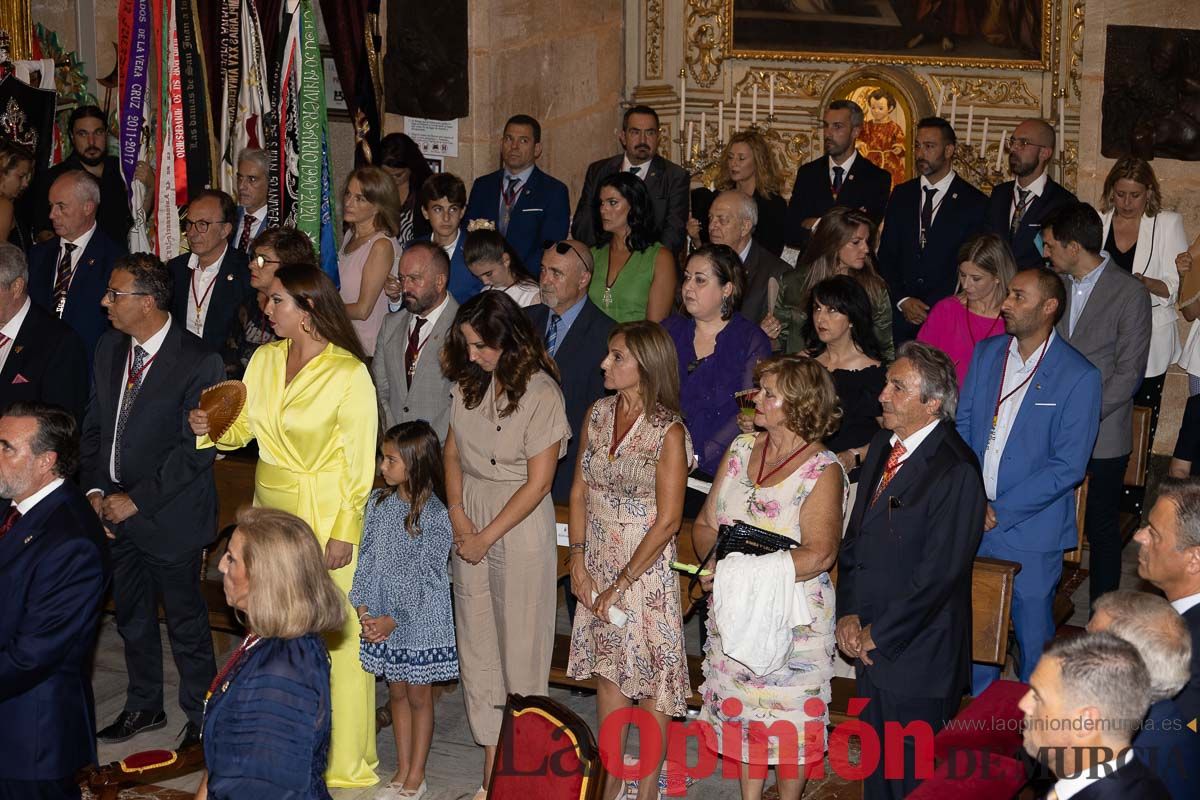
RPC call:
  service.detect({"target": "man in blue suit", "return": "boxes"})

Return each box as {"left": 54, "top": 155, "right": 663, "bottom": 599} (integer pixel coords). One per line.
{"left": 878, "top": 117, "right": 987, "bottom": 344}
{"left": 958, "top": 267, "right": 1101, "bottom": 693}
{"left": 0, "top": 402, "right": 109, "bottom": 799}
{"left": 464, "top": 114, "right": 569, "bottom": 277}
{"left": 27, "top": 171, "right": 124, "bottom": 366}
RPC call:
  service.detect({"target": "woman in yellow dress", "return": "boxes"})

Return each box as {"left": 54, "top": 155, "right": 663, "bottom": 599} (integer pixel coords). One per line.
{"left": 189, "top": 264, "right": 380, "bottom": 788}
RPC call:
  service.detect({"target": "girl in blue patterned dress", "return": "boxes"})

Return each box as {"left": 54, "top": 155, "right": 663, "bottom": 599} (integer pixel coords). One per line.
{"left": 350, "top": 421, "right": 458, "bottom": 800}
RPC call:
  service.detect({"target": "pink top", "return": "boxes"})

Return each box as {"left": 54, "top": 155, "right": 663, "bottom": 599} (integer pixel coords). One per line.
{"left": 338, "top": 231, "right": 398, "bottom": 354}
{"left": 917, "top": 296, "right": 1005, "bottom": 386}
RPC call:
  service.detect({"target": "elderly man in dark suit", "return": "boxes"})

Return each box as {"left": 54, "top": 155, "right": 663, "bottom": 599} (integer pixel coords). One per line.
{"left": 0, "top": 403, "right": 109, "bottom": 800}
{"left": 878, "top": 116, "right": 988, "bottom": 344}
{"left": 27, "top": 170, "right": 123, "bottom": 365}
{"left": 784, "top": 100, "right": 892, "bottom": 252}
{"left": 571, "top": 105, "right": 690, "bottom": 254}
{"left": 82, "top": 254, "right": 223, "bottom": 750}
{"left": 706, "top": 190, "right": 788, "bottom": 325}
{"left": 0, "top": 243, "right": 88, "bottom": 424}
{"left": 1047, "top": 202, "right": 1151, "bottom": 605}
{"left": 984, "top": 118, "right": 1077, "bottom": 269}
{"left": 837, "top": 341, "right": 987, "bottom": 800}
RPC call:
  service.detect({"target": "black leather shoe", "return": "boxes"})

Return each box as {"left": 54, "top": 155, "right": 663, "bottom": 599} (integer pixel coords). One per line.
{"left": 177, "top": 721, "right": 202, "bottom": 749}
{"left": 96, "top": 710, "right": 167, "bottom": 743}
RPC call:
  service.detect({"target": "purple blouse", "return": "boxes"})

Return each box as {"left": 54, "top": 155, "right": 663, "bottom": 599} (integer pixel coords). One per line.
{"left": 663, "top": 313, "right": 772, "bottom": 476}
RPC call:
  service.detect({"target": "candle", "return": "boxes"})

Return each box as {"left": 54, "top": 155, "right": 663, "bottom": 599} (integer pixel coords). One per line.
{"left": 981, "top": 117, "right": 990, "bottom": 157}
{"left": 1058, "top": 95, "right": 1065, "bottom": 156}
{"left": 700, "top": 112, "right": 707, "bottom": 152}
{"left": 679, "top": 71, "right": 687, "bottom": 145}
{"left": 735, "top": 91, "right": 742, "bottom": 131}
{"left": 752, "top": 84, "right": 759, "bottom": 124}
{"left": 966, "top": 105, "right": 974, "bottom": 146}
{"left": 935, "top": 85, "right": 945, "bottom": 117}
{"left": 687, "top": 121, "right": 694, "bottom": 159}
{"left": 949, "top": 90, "right": 958, "bottom": 128}
{"left": 718, "top": 101, "right": 725, "bottom": 141}
{"left": 769, "top": 73, "right": 775, "bottom": 117}
{"left": 996, "top": 130, "right": 1007, "bottom": 171}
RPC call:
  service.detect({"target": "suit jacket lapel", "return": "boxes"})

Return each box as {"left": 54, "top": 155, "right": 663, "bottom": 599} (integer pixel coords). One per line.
{"left": 862, "top": 423, "right": 945, "bottom": 525}
{"left": 129, "top": 325, "right": 178, "bottom": 419}
{"left": 1004, "top": 336, "right": 1062, "bottom": 450}
{"left": 553, "top": 301, "right": 597, "bottom": 365}
{"left": 0, "top": 310, "right": 32, "bottom": 386}
{"left": 1069, "top": 266, "right": 1115, "bottom": 341}
{"left": 513, "top": 168, "right": 539, "bottom": 214}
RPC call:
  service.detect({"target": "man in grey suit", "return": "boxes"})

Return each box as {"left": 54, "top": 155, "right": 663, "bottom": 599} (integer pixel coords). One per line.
{"left": 705, "top": 190, "right": 788, "bottom": 325}
{"left": 373, "top": 241, "right": 459, "bottom": 439}
{"left": 1047, "top": 202, "right": 1152, "bottom": 607}
{"left": 571, "top": 106, "right": 690, "bottom": 254}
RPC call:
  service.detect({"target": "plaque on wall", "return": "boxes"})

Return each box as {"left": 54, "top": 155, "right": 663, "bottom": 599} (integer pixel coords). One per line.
{"left": 726, "top": 0, "right": 1051, "bottom": 68}
{"left": 1101, "top": 25, "right": 1200, "bottom": 162}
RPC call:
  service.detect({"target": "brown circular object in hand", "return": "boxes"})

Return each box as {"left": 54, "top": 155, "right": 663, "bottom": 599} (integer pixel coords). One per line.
{"left": 199, "top": 380, "right": 247, "bottom": 442}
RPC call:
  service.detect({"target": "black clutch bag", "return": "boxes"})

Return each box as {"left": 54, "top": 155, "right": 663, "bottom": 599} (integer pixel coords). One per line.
{"left": 714, "top": 521, "right": 797, "bottom": 561}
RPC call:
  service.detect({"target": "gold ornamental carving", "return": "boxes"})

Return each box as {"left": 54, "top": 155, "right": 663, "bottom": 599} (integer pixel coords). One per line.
{"left": 645, "top": 0, "right": 663, "bottom": 80}
{"left": 685, "top": 0, "right": 727, "bottom": 87}
{"left": 736, "top": 69, "right": 831, "bottom": 99}
{"left": 1069, "top": 0, "right": 1085, "bottom": 101}
{"left": 932, "top": 76, "right": 1041, "bottom": 108}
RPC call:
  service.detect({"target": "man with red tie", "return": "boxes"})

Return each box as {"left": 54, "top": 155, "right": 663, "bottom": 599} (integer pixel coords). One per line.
{"left": 836, "top": 341, "right": 987, "bottom": 800}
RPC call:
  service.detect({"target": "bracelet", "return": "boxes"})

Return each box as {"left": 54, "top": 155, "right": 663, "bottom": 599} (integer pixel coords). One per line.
{"left": 621, "top": 566, "right": 637, "bottom": 586}
{"left": 357, "top": 611, "right": 370, "bottom": 621}
{"left": 568, "top": 542, "right": 586, "bottom": 551}
{"left": 447, "top": 502, "right": 464, "bottom": 513}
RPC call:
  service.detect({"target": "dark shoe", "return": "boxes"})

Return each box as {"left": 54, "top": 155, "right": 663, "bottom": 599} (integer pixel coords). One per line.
{"left": 177, "top": 721, "right": 202, "bottom": 749}
{"left": 96, "top": 710, "right": 167, "bottom": 743}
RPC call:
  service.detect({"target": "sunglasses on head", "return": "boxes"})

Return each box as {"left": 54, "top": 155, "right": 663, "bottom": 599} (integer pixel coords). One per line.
{"left": 543, "top": 240, "right": 589, "bottom": 272}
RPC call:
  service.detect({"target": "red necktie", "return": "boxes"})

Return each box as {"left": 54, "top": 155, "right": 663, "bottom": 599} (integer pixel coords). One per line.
{"left": 0, "top": 505, "right": 21, "bottom": 539}
{"left": 405, "top": 317, "right": 426, "bottom": 388}
{"left": 238, "top": 214, "right": 256, "bottom": 251}
{"left": 870, "top": 441, "right": 907, "bottom": 505}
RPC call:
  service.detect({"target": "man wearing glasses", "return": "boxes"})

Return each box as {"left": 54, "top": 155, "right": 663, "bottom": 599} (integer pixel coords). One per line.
{"left": 166, "top": 190, "right": 253, "bottom": 366}
{"left": 984, "top": 118, "right": 1078, "bottom": 269}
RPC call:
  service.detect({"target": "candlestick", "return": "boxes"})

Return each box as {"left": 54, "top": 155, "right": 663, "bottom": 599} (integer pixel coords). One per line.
{"left": 752, "top": 84, "right": 759, "bottom": 124}
{"left": 949, "top": 90, "right": 958, "bottom": 129}
{"left": 769, "top": 74, "right": 775, "bottom": 117}
{"left": 981, "top": 117, "right": 990, "bottom": 158}
{"left": 936, "top": 85, "right": 945, "bottom": 117}
{"left": 700, "top": 112, "right": 707, "bottom": 152}
{"left": 717, "top": 101, "right": 725, "bottom": 141}
{"left": 687, "top": 121, "right": 694, "bottom": 160}
{"left": 996, "top": 129, "right": 1007, "bottom": 171}
{"left": 966, "top": 105, "right": 974, "bottom": 146}
{"left": 679, "top": 69, "right": 687, "bottom": 152}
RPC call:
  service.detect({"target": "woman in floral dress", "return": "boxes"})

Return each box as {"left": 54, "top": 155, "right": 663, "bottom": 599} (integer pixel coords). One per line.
{"left": 694, "top": 355, "right": 847, "bottom": 800}
{"left": 566, "top": 320, "right": 692, "bottom": 800}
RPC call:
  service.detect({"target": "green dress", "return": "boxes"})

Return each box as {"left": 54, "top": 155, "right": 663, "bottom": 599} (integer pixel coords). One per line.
{"left": 775, "top": 268, "right": 895, "bottom": 361}
{"left": 589, "top": 242, "right": 664, "bottom": 323}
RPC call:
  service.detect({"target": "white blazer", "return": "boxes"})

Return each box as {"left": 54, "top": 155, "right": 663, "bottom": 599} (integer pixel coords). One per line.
{"left": 1101, "top": 209, "right": 1187, "bottom": 376}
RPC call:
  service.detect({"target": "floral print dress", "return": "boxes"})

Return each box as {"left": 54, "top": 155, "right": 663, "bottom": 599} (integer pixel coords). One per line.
{"left": 700, "top": 433, "right": 846, "bottom": 765}
{"left": 566, "top": 396, "right": 694, "bottom": 716}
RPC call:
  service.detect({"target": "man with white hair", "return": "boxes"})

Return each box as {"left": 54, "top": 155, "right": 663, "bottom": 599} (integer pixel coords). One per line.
{"left": 705, "top": 190, "right": 788, "bottom": 325}
{"left": 230, "top": 148, "right": 270, "bottom": 251}
{"left": 1089, "top": 590, "right": 1198, "bottom": 798}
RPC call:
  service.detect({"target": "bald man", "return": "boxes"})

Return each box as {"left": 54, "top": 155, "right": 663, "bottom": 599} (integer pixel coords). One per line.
{"left": 984, "top": 118, "right": 1078, "bottom": 268}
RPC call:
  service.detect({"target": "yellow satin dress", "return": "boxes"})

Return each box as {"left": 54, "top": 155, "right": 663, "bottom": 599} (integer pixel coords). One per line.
{"left": 200, "top": 339, "right": 379, "bottom": 788}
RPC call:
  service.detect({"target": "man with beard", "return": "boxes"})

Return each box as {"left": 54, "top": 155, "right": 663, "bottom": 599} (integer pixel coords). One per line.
{"left": 33, "top": 106, "right": 139, "bottom": 248}
{"left": 877, "top": 116, "right": 987, "bottom": 343}
{"left": 784, "top": 99, "right": 892, "bottom": 253}
{"left": 373, "top": 240, "right": 458, "bottom": 439}
{"left": 571, "top": 106, "right": 689, "bottom": 254}
{"left": 957, "top": 267, "right": 1100, "bottom": 694}
{"left": 985, "top": 118, "right": 1077, "bottom": 269}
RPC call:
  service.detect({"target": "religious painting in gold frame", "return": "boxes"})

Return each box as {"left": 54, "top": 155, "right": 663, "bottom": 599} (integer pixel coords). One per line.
{"left": 837, "top": 75, "right": 914, "bottom": 188}
{"left": 724, "top": 0, "right": 1053, "bottom": 70}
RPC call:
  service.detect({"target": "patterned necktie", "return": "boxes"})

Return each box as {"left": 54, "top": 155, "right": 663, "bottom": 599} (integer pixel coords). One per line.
{"left": 405, "top": 317, "right": 426, "bottom": 389}
{"left": 53, "top": 242, "right": 77, "bottom": 317}
{"left": 238, "top": 214, "right": 256, "bottom": 251}
{"left": 546, "top": 313, "right": 561, "bottom": 356}
{"left": 0, "top": 332, "right": 11, "bottom": 349}
{"left": 0, "top": 505, "right": 20, "bottom": 539}
{"left": 114, "top": 345, "right": 148, "bottom": 483}
{"left": 1010, "top": 188, "right": 1031, "bottom": 238}
{"left": 831, "top": 165, "right": 844, "bottom": 195}
{"left": 920, "top": 186, "right": 938, "bottom": 249}
{"left": 870, "top": 440, "right": 907, "bottom": 505}
{"left": 500, "top": 176, "right": 521, "bottom": 235}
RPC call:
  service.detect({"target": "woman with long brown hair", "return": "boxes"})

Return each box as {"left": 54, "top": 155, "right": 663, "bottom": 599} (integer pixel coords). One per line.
{"left": 767, "top": 206, "right": 894, "bottom": 359}
{"left": 189, "top": 264, "right": 380, "bottom": 789}
{"left": 340, "top": 165, "right": 402, "bottom": 354}
{"left": 441, "top": 290, "right": 570, "bottom": 799}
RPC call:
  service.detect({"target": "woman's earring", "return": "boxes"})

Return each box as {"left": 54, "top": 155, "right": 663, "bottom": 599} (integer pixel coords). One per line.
{"left": 721, "top": 296, "right": 731, "bottom": 317}
{"left": 300, "top": 318, "right": 313, "bottom": 336}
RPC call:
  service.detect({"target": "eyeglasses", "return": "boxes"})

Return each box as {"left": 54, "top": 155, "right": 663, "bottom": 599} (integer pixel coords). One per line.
{"left": 183, "top": 219, "right": 223, "bottom": 233}
{"left": 1008, "top": 137, "right": 1050, "bottom": 151}
{"left": 253, "top": 255, "right": 282, "bottom": 269}
{"left": 104, "top": 288, "right": 150, "bottom": 302}
{"left": 543, "top": 240, "right": 589, "bottom": 272}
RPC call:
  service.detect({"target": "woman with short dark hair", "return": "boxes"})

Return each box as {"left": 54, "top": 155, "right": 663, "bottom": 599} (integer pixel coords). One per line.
{"left": 588, "top": 172, "right": 676, "bottom": 322}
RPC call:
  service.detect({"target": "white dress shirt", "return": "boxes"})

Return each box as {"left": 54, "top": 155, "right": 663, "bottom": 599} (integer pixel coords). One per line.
{"left": 1171, "top": 591, "right": 1200, "bottom": 616}
{"left": 919, "top": 169, "right": 957, "bottom": 227}
{"left": 56, "top": 223, "right": 98, "bottom": 305}
{"left": 1009, "top": 171, "right": 1049, "bottom": 226}
{"left": 0, "top": 296, "right": 31, "bottom": 373}
{"left": 14, "top": 477, "right": 65, "bottom": 515}
{"left": 1052, "top": 753, "right": 1131, "bottom": 800}
{"left": 621, "top": 155, "right": 651, "bottom": 178}
{"left": 983, "top": 334, "right": 1053, "bottom": 500}
{"left": 886, "top": 418, "right": 941, "bottom": 464}
{"left": 407, "top": 293, "right": 450, "bottom": 372}
{"left": 185, "top": 247, "right": 228, "bottom": 337}
{"left": 829, "top": 151, "right": 857, "bottom": 188}
{"left": 107, "top": 315, "right": 172, "bottom": 483}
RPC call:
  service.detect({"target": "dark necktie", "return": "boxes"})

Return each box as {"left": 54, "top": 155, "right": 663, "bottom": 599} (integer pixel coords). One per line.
{"left": 405, "top": 317, "right": 426, "bottom": 388}
{"left": 500, "top": 176, "right": 521, "bottom": 235}
{"left": 831, "top": 166, "right": 844, "bottom": 195}
{"left": 1010, "top": 188, "right": 1032, "bottom": 238}
{"left": 629, "top": 165, "right": 641, "bottom": 176}
{"left": 920, "top": 186, "right": 938, "bottom": 248}
{"left": 0, "top": 505, "right": 20, "bottom": 539}
{"left": 238, "top": 214, "right": 256, "bottom": 251}
{"left": 546, "top": 313, "right": 561, "bottom": 355}
{"left": 53, "top": 242, "right": 77, "bottom": 317}
{"left": 114, "top": 345, "right": 148, "bottom": 483}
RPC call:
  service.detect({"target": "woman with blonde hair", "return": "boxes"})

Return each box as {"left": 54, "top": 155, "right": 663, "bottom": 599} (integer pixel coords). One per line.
{"left": 340, "top": 165, "right": 402, "bottom": 354}
{"left": 687, "top": 130, "right": 788, "bottom": 256}
{"left": 768, "top": 207, "right": 894, "bottom": 359}
{"left": 567, "top": 320, "right": 691, "bottom": 800}
{"left": 194, "top": 507, "right": 347, "bottom": 800}
{"left": 917, "top": 233, "right": 1016, "bottom": 385}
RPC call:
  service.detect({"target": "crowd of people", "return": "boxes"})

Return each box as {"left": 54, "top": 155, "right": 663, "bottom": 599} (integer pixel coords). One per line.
{"left": 2, "top": 97, "right": 1200, "bottom": 800}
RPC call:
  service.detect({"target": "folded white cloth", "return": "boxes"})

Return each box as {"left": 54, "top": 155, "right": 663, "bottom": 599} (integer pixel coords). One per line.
{"left": 712, "top": 550, "right": 812, "bottom": 676}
